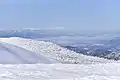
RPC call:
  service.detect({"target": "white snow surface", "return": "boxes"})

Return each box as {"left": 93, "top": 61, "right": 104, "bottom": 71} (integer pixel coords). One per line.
{"left": 0, "top": 37, "right": 119, "bottom": 80}
{"left": 0, "top": 63, "right": 119, "bottom": 80}
{"left": 0, "top": 37, "right": 114, "bottom": 64}
{"left": 0, "top": 41, "right": 55, "bottom": 64}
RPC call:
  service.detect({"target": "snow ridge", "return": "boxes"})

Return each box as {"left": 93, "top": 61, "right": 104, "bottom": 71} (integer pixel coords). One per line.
{"left": 0, "top": 37, "right": 113, "bottom": 64}
{"left": 0, "top": 41, "right": 55, "bottom": 64}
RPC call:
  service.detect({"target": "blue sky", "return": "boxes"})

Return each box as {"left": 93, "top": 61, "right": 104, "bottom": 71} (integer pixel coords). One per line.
{"left": 0, "top": 0, "right": 120, "bottom": 30}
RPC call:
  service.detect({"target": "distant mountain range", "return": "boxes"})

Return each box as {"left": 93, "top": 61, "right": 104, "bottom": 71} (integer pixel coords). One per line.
{"left": 63, "top": 38, "right": 120, "bottom": 60}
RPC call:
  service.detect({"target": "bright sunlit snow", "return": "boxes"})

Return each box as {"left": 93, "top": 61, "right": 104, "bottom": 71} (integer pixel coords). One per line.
{"left": 0, "top": 37, "right": 113, "bottom": 64}
{"left": 0, "top": 41, "right": 56, "bottom": 64}
{"left": 0, "top": 63, "right": 119, "bottom": 80}
{"left": 0, "top": 37, "right": 119, "bottom": 80}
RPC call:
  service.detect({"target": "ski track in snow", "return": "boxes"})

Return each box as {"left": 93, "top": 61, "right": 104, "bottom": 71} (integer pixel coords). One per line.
{"left": 0, "top": 43, "right": 31, "bottom": 64}
{"left": 0, "top": 41, "right": 56, "bottom": 64}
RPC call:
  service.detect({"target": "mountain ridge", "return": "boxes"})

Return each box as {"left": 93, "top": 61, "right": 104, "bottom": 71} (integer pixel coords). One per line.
{"left": 0, "top": 37, "right": 114, "bottom": 64}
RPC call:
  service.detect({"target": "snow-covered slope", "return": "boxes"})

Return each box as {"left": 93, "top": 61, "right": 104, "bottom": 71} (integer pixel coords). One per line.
{"left": 0, "top": 41, "right": 55, "bottom": 64}
{"left": 0, "top": 63, "right": 120, "bottom": 80}
{"left": 0, "top": 37, "right": 113, "bottom": 64}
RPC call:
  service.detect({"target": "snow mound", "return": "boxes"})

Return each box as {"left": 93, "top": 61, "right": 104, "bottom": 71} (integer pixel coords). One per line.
{"left": 0, "top": 41, "right": 55, "bottom": 64}
{"left": 0, "top": 37, "right": 113, "bottom": 64}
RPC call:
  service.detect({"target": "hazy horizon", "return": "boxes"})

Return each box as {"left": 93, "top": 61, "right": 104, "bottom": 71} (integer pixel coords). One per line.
{"left": 0, "top": 0, "right": 120, "bottom": 31}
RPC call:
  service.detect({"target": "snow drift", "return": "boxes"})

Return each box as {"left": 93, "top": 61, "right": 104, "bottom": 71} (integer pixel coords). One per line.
{"left": 0, "top": 37, "right": 113, "bottom": 64}
{"left": 0, "top": 42, "right": 56, "bottom": 64}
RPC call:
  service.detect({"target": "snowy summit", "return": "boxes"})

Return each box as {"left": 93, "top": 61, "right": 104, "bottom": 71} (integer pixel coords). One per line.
{"left": 0, "top": 37, "right": 113, "bottom": 64}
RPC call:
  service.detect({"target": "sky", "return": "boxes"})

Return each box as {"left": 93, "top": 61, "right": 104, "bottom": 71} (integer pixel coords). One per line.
{"left": 0, "top": 0, "right": 120, "bottom": 31}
